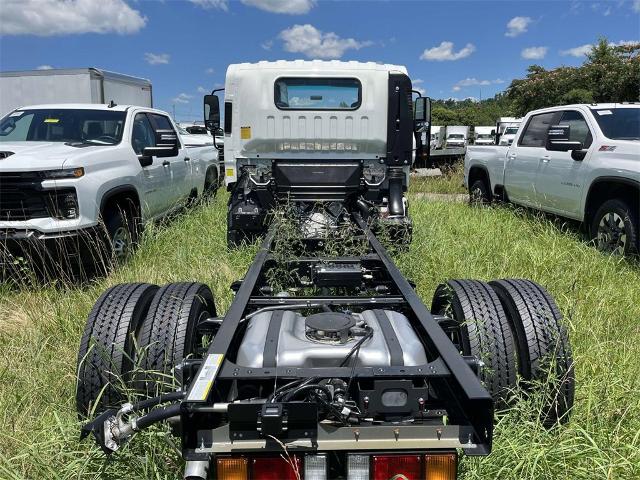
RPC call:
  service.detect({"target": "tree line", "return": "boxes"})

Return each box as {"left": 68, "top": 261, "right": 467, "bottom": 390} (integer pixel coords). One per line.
{"left": 431, "top": 38, "right": 639, "bottom": 126}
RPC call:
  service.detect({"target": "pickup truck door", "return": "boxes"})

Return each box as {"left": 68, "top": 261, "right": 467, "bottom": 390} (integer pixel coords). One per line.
{"left": 534, "top": 110, "right": 593, "bottom": 218}
{"left": 131, "top": 112, "right": 170, "bottom": 218}
{"left": 504, "top": 112, "right": 558, "bottom": 207}
{"left": 148, "top": 113, "right": 191, "bottom": 207}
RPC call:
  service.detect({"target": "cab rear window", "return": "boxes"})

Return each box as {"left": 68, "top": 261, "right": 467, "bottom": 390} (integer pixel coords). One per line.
{"left": 274, "top": 78, "right": 361, "bottom": 110}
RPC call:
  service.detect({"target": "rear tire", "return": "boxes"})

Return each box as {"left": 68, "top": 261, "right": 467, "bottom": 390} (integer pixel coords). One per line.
{"left": 137, "top": 282, "right": 217, "bottom": 395}
{"left": 432, "top": 279, "right": 517, "bottom": 407}
{"left": 76, "top": 283, "right": 158, "bottom": 415}
{"left": 590, "top": 198, "right": 638, "bottom": 256}
{"left": 469, "top": 178, "right": 491, "bottom": 205}
{"left": 489, "top": 279, "right": 575, "bottom": 426}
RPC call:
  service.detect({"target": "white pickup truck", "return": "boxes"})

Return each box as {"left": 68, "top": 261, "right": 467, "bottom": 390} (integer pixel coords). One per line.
{"left": 465, "top": 103, "right": 640, "bottom": 255}
{"left": 0, "top": 103, "right": 219, "bottom": 274}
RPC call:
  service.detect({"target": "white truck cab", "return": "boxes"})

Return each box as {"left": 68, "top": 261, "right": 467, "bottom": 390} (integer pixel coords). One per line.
{"left": 474, "top": 126, "right": 495, "bottom": 145}
{"left": 0, "top": 103, "right": 219, "bottom": 274}
{"left": 204, "top": 60, "right": 430, "bottom": 246}
{"left": 465, "top": 103, "right": 640, "bottom": 255}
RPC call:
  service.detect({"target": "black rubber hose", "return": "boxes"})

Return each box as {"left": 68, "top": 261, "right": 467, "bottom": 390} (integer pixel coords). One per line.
{"left": 282, "top": 384, "right": 333, "bottom": 402}
{"left": 132, "top": 391, "right": 185, "bottom": 412}
{"left": 339, "top": 328, "right": 373, "bottom": 367}
{"left": 388, "top": 168, "right": 405, "bottom": 217}
{"left": 135, "top": 403, "right": 182, "bottom": 430}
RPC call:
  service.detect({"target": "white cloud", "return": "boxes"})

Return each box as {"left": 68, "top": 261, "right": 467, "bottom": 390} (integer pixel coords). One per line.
{"left": 205, "top": 67, "right": 215, "bottom": 75}
{"left": 37, "top": 65, "right": 54, "bottom": 70}
{"left": 505, "top": 16, "right": 532, "bottom": 37}
{"left": 278, "top": 24, "right": 372, "bottom": 59}
{"left": 521, "top": 46, "right": 548, "bottom": 60}
{"left": 560, "top": 44, "right": 593, "bottom": 57}
{"left": 189, "top": 0, "right": 228, "bottom": 11}
{"left": 261, "top": 39, "right": 274, "bottom": 51}
{"left": 145, "top": 53, "right": 170, "bottom": 65}
{"left": 241, "top": 0, "right": 315, "bottom": 14}
{"left": 610, "top": 39, "right": 639, "bottom": 47}
{"left": 0, "top": 0, "right": 146, "bottom": 36}
{"left": 634, "top": 0, "right": 640, "bottom": 13}
{"left": 197, "top": 86, "right": 209, "bottom": 94}
{"left": 420, "top": 41, "right": 475, "bottom": 61}
{"left": 452, "top": 77, "right": 504, "bottom": 92}
{"left": 172, "top": 93, "right": 194, "bottom": 104}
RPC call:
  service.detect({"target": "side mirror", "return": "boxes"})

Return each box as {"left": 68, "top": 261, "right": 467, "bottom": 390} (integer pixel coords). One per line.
{"left": 204, "top": 94, "right": 220, "bottom": 131}
{"left": 414, "top": 96, "right": 431, "bottom": 123}
{"left": 546, "top": 125, "right": 582, "bottom": 152}
{"left": 491, "top": 129, "right": 496, "bottom": 136}
{"left": 138, "top": 155, "right": 153, "bottom": 167}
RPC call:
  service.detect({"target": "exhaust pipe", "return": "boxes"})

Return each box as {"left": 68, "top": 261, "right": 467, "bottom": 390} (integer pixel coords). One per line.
{"left": 388, "top": 168, "right": 405, "bottom": 218}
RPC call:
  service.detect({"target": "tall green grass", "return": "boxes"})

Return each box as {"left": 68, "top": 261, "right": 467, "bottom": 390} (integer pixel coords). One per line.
{"left": 0, "top": 190, "right": 638, "bottom": 479}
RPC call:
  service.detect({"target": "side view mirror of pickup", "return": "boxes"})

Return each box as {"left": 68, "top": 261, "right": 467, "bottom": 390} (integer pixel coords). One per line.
{"left": 139, "top": 129, "right": 179, "bottom": 165}
{"left": 204, "top": 94, "right": 221, "bottom": 131}
{"left": 546, "top": 125, "right": 583, "bottom": 152}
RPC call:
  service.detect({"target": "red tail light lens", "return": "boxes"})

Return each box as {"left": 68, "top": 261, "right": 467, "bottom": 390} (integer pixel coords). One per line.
{"left": 372, "top": 455, "right": 422, "bottom": 480}
{"left": 251, "top": 456, "right": 302, "bottom": 480}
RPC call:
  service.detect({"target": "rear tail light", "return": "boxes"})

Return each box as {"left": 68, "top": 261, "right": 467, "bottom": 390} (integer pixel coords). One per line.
{"left": 304, "top": 454, "right": 327, "bottom": 480}
{"left": 216, "top": 457, "right": 248, "bottom": 480}
{"left": 372, "top": 455, "right": 422, "bottom": 480}
{"left": 347, "top": 454, "right": 370, "bottom": 480}
{"left": 251, "top": 456, "right": 302, "bottom": 480}
{"left": 425, "top": 453, "right": 457, "bottom": 480}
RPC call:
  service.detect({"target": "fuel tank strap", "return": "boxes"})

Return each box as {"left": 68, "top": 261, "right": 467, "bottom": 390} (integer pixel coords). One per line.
{"left": 373, "top": 309, "right": 404, "bottom": 366}
{"left": 263, "top": 310, "right": 284, "bottom": 367}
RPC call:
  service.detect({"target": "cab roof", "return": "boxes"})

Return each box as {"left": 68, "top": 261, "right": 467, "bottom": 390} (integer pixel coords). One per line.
{"left": 228, "top": 60, "right": 409, "bottom": 76}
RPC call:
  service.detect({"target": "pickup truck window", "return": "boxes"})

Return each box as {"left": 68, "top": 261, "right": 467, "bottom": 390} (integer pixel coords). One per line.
{"left": 558, "top": 110, "right": 593, "bottom": 148}
{"left": 591, "top": 108, "right": 640, "bottom": 140}
{"left": 132, "top": 113, "right": 156, "bottom": 155}
{"left": 519, "top": 112, "right": 556, "bottom": 147}
{"left": 274, "top": 77, "right": 361, "bottom": 110}
{"left": 0, "top": 109, "right": 125, "bottom": 145}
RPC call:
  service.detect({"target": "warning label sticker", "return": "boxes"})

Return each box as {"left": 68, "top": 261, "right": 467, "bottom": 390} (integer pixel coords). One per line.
{"left": 187, "top": 353, "right": 224, "bottom": 402}
{"left": 240, "top": 126, "right": 251, "bottom": 139}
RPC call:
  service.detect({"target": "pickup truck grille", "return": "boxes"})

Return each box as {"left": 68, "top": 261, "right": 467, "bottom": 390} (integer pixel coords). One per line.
{"left": 0, "top": 172, "right": 51, "bottom": 221}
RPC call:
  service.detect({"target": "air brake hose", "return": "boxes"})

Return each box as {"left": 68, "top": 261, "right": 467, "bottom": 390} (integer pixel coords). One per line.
{"left": 135, "top": 403, "right": 182, "bottom": 430}
{"left": 131, "top": 391, "right": 185, "bottom": 412}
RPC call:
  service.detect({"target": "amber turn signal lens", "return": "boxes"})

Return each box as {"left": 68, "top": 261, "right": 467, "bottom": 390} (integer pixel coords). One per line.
{"left": 425, "top": 452, "right": 457, "bottom": 480}
{"left": 216, "top": 457, "right": 248, "bottom": 480}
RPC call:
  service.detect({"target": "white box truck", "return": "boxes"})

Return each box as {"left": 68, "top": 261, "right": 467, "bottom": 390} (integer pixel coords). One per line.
{"left": 495, "top": 117, "right": 521, "bottom": 146}
{"left": 0, "top": 68, "right": 152, "bottom": 115}
{"left": 474, "top": 126, "right": 495, "bottom": 145}
{"left": 445, "top": 125, "right": 470, "bottom": 148}
{"left": 430, "top": 125, "right": 446, "bottom": 149}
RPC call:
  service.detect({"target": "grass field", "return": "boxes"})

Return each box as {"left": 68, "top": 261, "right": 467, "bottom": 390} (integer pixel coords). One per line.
{"left": 1, "top": 179, "right": 639, "bottom": 479}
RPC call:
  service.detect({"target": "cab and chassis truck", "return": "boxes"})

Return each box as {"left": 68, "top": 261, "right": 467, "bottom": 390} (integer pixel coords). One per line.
{"left": 77, "top": 61, "right": 574, "bottom": 480}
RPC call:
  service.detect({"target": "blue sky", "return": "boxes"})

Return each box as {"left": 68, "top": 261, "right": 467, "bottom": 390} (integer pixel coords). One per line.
{"left": 1, "top": 0, "right": 638, "bottom": 121}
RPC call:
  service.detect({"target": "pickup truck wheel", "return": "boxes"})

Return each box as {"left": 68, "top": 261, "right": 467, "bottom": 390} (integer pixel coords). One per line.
{"left": 490, "top": 279, "right": 575, "bottom": 426}
{"left": 136, "top": 282, "right": 217, "bottom": 395}
{"left": 431, "top": 279, "right": 517, "bottom": 407}
{"left": 105, "top": 207, "right": 136, "bottom": 263}
{"left": 76, "top": 283, "right": 159, "bottom": 415}
{"left": 469, "top": 179, "right": 491, "bottom": 205}
{"left": 591, "top": 199, "right": 638, "bottom": 255}
{"left": 203, "top": 167, "right": 219, "bottom": 198}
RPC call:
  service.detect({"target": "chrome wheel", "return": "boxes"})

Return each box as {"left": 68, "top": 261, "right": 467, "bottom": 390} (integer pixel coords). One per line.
{"left": 597, "top": 212, "right": 626, "bottom": 254}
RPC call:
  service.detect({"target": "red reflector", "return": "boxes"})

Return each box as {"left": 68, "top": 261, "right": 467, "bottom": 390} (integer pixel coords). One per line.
{"left": 251, "top": 456, "right": 302, "bottom": 480}
{"left": 372, "top": 455, "right": 422, "bottom": 480}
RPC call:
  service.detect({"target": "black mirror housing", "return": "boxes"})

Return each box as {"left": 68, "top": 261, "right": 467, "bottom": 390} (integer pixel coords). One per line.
{"left": 204, "top": 94, "right": 221, "bottom": 131}
{"left": 138, "top": 155, "right": 153, "bottom": 167}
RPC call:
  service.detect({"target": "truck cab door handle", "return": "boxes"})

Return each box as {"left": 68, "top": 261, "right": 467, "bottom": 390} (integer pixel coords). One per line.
{"left": 184, "top": 157, "right": 191, "bottom": 162}
{"left": 162, "top": 160, "right": 170, "bottom": 167}
{"left": 508, "top": 154, "right": 516, "bottom": 160}
{"left": 540, "top": 156, "right": 550, "bottom": 163}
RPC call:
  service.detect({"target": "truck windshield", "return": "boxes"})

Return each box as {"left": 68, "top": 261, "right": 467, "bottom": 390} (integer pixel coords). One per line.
{"left": 0, "top": 109, "right": 126, "bottom": 145}
{"left": 591, "top": 108, "right": 640, "bottom": 140}
{"left": 448, "top": 134, "right": 464, "bottom": 139}
{"left": 477, "top": 134, "right": 493, "bottom": 139}
{"left": 504, "top": 127, "right": 519, "bottom": 135}
{"left": 275, "top": 78, "right": 361, "bottom": 110}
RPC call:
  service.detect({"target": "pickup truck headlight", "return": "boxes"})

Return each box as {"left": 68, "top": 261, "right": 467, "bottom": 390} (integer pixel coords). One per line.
{"left": 40, "top": 167, "right": 85, "bottom": 180}
{"left": 46, "top": 188, "right": 79, "bottom": 219}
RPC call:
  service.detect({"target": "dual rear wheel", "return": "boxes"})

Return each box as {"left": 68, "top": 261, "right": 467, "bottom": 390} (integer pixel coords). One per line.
{"left": 432, "top": 278, "right": 574, "bottom": 426}
{"left": 76, "top": 282, "right": 216, "bottom": 415}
